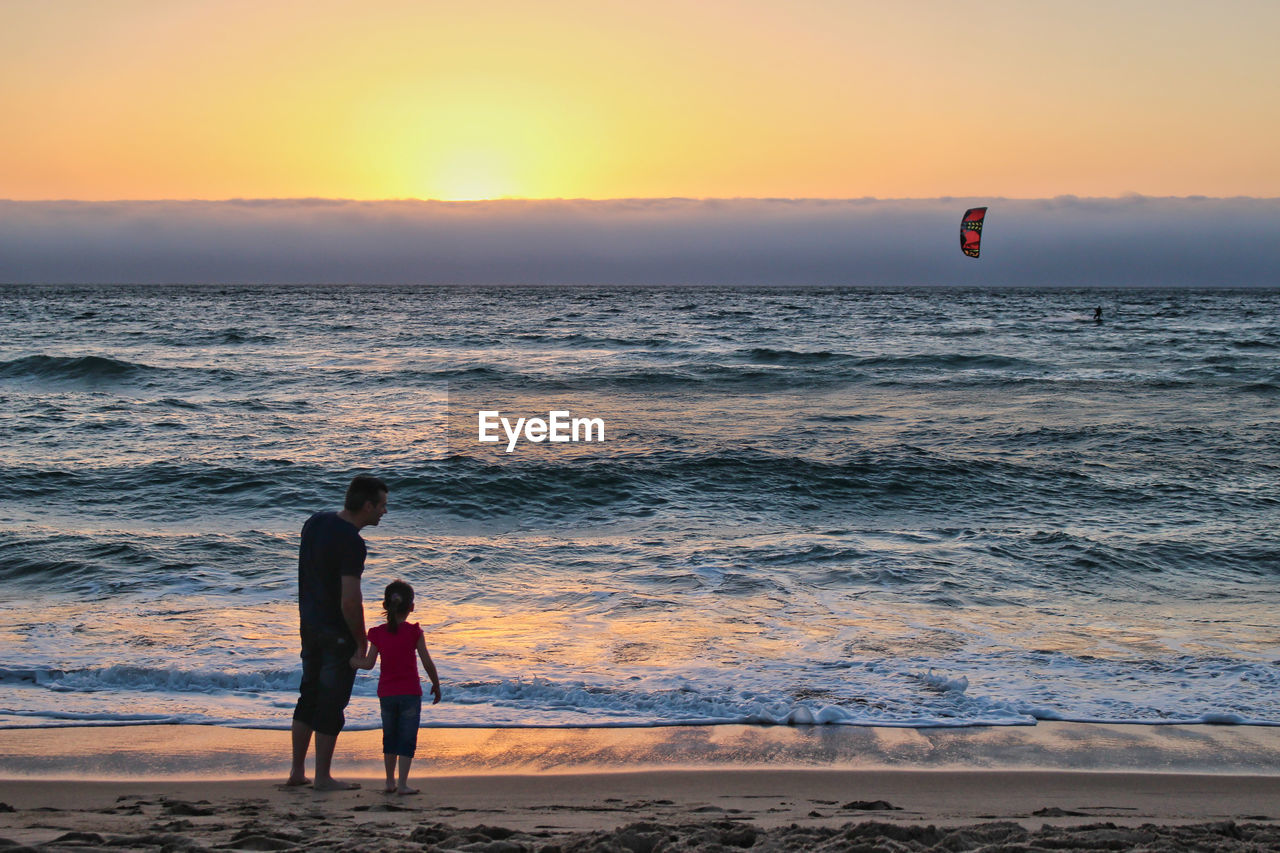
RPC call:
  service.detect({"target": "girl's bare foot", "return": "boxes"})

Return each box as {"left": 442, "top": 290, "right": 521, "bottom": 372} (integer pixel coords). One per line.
{"left": 396, "top": 785, "right": 419, "bottom": 795}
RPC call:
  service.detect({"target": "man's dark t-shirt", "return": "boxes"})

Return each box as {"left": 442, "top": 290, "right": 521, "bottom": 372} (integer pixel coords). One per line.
{"left": 298, "top": 511, "right": 366, "bottom": 639}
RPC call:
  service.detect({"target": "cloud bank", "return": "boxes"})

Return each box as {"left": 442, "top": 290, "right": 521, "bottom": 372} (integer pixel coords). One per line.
{"left": 2, "top": 197, "right": 1277, "bottom": 287}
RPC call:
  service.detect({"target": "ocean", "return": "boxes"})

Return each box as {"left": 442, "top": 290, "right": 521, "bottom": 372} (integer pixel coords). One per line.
{"left": 1, "top": 284, "right": 1277, "bottom": 731}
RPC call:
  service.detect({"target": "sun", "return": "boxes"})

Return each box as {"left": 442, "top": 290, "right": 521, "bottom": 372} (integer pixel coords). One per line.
{"left": 423, "top": 149, "right": 518, "bottom": 201}
{"left": 364, "top": 74, "right": 596, "bottom": 201}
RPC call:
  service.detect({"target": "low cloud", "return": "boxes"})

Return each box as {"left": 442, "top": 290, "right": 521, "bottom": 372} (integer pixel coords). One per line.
{"left": 1, "top": 197, "right": 1277, "bottom": 286}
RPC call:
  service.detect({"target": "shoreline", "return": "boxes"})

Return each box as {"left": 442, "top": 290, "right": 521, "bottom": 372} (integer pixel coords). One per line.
{"left": 4, "top": 721, "right": 1280, "bottom": 780}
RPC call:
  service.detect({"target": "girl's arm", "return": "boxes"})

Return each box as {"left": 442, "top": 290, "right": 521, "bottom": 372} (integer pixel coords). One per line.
{"left": 351, "top": 643, "right": 379, "bottom": 670}
{"left": 417, "top": 632, "right": 442, "bottom": 704}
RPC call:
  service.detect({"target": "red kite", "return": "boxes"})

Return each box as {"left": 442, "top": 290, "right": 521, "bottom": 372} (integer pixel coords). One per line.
{"left": 961, "top": 207, "right": 987, "bottom": 258}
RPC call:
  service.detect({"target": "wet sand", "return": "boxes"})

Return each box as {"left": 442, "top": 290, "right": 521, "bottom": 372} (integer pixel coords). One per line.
{"left": 2, "top": 723, "right": 1279, "bottom": 850}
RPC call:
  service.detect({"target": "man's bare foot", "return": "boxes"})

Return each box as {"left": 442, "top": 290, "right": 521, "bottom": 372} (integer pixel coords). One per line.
{"left": 396, "top": 785, "right": 419, "bottom": 795}
{"left": 383, "top": 782, "right": 397, "bottom": 794}
{"left": 312, "top": 777, "right": 361, "bottom": 792}
{"left": 283, "top": 775, "right": 311, "bottom": 787}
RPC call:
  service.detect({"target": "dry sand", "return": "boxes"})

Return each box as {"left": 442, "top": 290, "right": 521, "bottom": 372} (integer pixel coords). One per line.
{"left": 2, "top": 723, "right": 1279, "bottom": 850}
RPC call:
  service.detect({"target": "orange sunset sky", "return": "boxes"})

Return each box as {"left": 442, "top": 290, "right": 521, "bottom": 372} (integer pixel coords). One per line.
{"left": 2, "top": 0, "right": 1278, "bottom": 201}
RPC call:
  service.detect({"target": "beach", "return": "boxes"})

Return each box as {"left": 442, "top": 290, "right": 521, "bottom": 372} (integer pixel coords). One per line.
{"left": 3, "top": 723, "right": 1280, "bottom": 850}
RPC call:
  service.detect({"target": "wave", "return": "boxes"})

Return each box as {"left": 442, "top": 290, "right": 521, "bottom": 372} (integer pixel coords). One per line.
{"left": 0, "top": 354, "right": 250, "bottom": 389}
{"left": 0, "top": 710, "right": 187, "bottom": 727}
{"left": 423, "top": 351, "right": 1053, "bottom": 393}
{"left": 929, "top": 326, "right": 990, "bottom": 338}
{"left": 1238, "top": 381, "right": 1279, "bottom": 395}
{"left": 0, "top": 665, "right": 298, "bottom": 694}
{"left": 0, "top": 461, "right": 325, "bottom": 511}
{"left": 509, "top": 333, "right": 685, "bottom": 350}
{"left": 437, "top": 675, "right": 1030, "bottom": 727}
{"left": 387, "top": 450, "right": 1086, "bottom": 521}
{"left": 975, "top": 531, "right": 1280, "bottom": 594}
{"left": 14, "top": 346, "right": 1225, "bottom": 397}
{"left": 0, "top": 665, "right": 1032, "bottom": 729}
{"left": 0, "top": 355, "right": 157, "bottom": 382}
{"left": 159, "top": 329, "right": 278, "bottom": 346}
{"left": 0, "top": 444, "right": 1226, "bottom": 527}
{"left": 409, "top": 363, "right": 864, "bottom": 392}
{"left": 0, "top": 531, "right": 220, "bottom": 591}
{"left": 854, "top": 353, "right": 1046, "bottom": 371}
{"left": 740, "top": 347, "right": 845, "bottom": 365}
{"left": 5, "top": 664, "right": 1274, "bottom": 730}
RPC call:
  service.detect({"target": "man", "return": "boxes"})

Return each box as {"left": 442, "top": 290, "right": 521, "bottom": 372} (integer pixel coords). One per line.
{"left": 287, "top": 474, "right": 388, "bottom": 790}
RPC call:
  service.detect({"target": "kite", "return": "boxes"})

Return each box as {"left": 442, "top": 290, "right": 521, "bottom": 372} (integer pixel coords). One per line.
{"left": 960, "top": 207, "right": 987, "bottom": 258}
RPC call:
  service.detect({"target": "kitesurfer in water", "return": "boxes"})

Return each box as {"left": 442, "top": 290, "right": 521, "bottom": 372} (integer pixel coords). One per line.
{"left": 1093, "top": 307, "right": 1102, "bottom": 323}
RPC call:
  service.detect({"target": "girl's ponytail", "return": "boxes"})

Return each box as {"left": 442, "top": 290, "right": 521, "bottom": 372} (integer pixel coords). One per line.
{"left": 382, "top": 580, "right": 414, "bottom": 634}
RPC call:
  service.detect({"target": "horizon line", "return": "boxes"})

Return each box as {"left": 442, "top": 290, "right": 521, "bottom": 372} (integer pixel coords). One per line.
{"left": 4, "top": 193, "right": 1279, "bottom": 205}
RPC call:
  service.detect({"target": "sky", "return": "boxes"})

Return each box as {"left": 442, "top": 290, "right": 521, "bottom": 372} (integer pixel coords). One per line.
{"left": 3, "top": 1, "right": 1278, "bottom": 285}
{"left": 3, "top": 0, "right": 1279, "bottom": 201}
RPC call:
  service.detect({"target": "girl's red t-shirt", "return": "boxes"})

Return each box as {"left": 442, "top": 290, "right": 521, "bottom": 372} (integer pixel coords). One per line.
{"left": 368, "top": 622, "right": 423, "bottom": 697}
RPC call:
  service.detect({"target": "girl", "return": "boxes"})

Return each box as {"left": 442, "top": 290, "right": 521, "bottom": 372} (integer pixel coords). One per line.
{"left": 351, "top": 580, "right": 442, "bottom": 794}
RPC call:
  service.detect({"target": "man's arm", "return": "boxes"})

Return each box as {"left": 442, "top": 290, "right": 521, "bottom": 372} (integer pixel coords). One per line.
{"left": 340, "top": 575, "right": 367, "bottom": 656}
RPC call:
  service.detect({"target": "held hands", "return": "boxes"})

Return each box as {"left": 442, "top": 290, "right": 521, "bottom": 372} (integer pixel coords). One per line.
{"left": 349, "top": 654, "right": 364, "bottom": 669}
